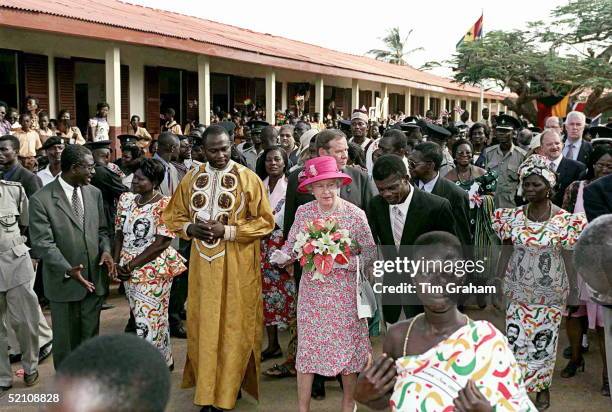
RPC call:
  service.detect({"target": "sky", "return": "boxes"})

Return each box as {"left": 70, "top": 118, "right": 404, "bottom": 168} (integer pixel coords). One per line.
{"left": 130, "top": 0, "right": 568, "bottom": 77}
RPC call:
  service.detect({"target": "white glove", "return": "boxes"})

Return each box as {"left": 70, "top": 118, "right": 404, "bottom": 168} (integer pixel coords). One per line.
{"left": 270, "top": 250, "right": 292, "bottom": 266}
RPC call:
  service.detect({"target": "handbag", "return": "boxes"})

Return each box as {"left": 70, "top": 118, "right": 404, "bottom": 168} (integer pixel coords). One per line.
{"left": 356, "top": 255, "right": 377, "bottom": 319}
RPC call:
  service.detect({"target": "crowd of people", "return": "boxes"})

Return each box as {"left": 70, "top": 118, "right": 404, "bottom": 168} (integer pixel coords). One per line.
{"left": 1, "top": 94, "right": 612, "bottom": 412}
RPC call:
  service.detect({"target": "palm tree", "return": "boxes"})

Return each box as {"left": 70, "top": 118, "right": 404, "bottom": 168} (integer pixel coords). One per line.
{"left": 367, "top": 27, "right": 424, "bottom": 65}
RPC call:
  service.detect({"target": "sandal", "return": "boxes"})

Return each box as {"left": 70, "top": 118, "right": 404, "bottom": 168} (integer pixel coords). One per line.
{"left": 263, "top": 363, "right": 296, "bottom": 378}
{"left": 261, "top": 348, "right": 283, "bottom": 361}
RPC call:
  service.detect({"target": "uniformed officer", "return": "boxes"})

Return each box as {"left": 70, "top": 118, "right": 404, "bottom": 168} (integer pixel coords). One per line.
{"left": 0, "top": 180, "right": 40, "bottom": 396}
{"left": 477, "top": 114, "right": 526, "bottom": 208}
{"left": 422, "top": 123, "right": 455, "bottom": 176}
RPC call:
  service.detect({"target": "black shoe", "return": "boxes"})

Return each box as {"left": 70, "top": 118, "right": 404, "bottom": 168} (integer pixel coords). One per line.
{"left": 311, "top": 379, "right": 326, "bottom": 400}
{"left": 39, "top": 341, "right": 53, "bottom": 363}
{"left": 0, "top": 385, "right": 12, "bottom": 399}
{"left": 9, "top": 353, "right": 21, "bottom": 364}
{"left": 170, "top": 325, "right": 187, "bottom": 339}
{"left": 561, "top": 358, "right": 585, "bottom": 378}
{"left": 169, "top": 362, "right": 174, "bottom": 372}
{"left": 562, "top": 344, "right": 589, "bottom": 359}
{"left": 101, "top": 303, "right": 115, "bottom": 311}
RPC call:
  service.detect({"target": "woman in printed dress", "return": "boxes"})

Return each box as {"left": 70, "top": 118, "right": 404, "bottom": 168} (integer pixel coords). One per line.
{"left": 492, "top": 154, "right": 587, "bottom": 410}
{"left": 256, "top": 146, "right": 296, "bottom": 360}
{"left": 560, "top": 145, "right": 612, "bottom": 395}
{"left": 445, "top": 139, "right": 499, "bottom": 307}
{"left": 113, "top": 158, "right": 186, "bottom": 369}
{"left": 271, "top": 156, "right": 376, "bottom": 412}
{"left": 354, "top": 232, "right": 535, "bottom": 412}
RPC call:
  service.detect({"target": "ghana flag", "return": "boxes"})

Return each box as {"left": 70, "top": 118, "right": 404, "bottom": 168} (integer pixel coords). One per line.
{"left": 456, "top": 14, "right": 483, "bottom": 48}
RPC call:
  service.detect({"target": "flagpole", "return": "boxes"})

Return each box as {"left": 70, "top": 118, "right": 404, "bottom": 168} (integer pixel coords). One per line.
{"left": 479, "top": 9, "right": 485, "bottom": 117}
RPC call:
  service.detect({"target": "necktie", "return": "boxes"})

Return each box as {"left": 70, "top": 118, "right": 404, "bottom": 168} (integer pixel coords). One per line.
{"left": 392, "top": 206, "right": 404, "bottom": 247}
{"left": 72, "top": 187, "right": 84, "bottom": 225}
{"left": 549, "top": 161, "right": 556, "bottom": 172}
{"left": 565, "top": 144, "right": 575, "bottom": 160}
{"left": 167, "top": 168, "right": 174, "bottom": 195}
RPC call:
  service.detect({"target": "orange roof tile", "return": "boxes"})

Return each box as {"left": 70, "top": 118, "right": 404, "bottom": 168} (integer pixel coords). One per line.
{"left": 1, "top": 0, "right": 510, "bottom": 100}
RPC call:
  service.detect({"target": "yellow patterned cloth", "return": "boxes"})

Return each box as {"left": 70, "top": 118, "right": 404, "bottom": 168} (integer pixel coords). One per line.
{"left": 390, "top": 320, "right": 535, "bottom": 411}
{"left": 162, "top": 160, "right": 274, "bottom": 409}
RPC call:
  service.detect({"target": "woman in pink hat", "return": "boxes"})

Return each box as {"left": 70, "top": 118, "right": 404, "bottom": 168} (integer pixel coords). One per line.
{"left": 271, "top": 155, "right": 376, "bottom": 412}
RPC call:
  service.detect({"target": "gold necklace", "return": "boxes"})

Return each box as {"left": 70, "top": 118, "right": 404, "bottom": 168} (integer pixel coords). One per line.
{"left": 136, "top": 191, "right": 160, "bottom": 207}
{"left": 523, "top": 203, "right": 553, "bottom": 233}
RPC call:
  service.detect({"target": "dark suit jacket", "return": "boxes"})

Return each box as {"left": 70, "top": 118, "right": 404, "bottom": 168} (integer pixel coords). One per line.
{"left": 430, "top": 176, "right": 472, "bottom": 245}
{"left": 29, "top": 179, "right": 111, "bottom": 302}
{"left": 368, "top": 189, "right": 457, "bottom": 323}
{"left": 90, "top": 165, "right": 129, "bottom": 234}
{"left": 368, "top": 188, "right": 457, "bottom": 248}
{"left": 583, "top": 174, "right": 612, "bottom": 221}
{"left": 553, "top": 158, "right": 586, "bottom": 207}
{"left": 575, "top": 140, "right": 593, "bottom": 165}
{"left": 283, "top": 165, "right": 375, "bottom": 239}
{"left": 4, "top": 163, "right": 42, "bottom": 198}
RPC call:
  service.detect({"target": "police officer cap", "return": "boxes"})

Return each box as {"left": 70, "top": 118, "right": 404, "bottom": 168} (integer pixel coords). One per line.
{"left": 117, "top": 135, "right": 139, "bottom": 147}
{"left": 403, "top": 116, "right": 419, "bottom": 125}
{"left": 495, "top": 114, "right": 521, "bottom": 130}
{"left": 337, "top": 119, "right": 352, "bottom": 132}
{"left": 424, "top": 122, "right": 451, "bottom": 139}
{"left": 41, "top": 136, "right": 64, "bottom": 151}
{"left": 528, "top": 126, "right": 543, "bottom": 133}
{"left": 84, "top": 140, "right": 112, "bottom": 150}
{"left": 246, "top": 120, "right": 269, "bottom": 133}
{"left": 588, "top": 126, "right": 612, "bottom": 139}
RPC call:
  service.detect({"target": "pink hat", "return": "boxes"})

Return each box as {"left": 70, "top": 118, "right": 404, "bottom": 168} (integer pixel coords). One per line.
{"left": 297, "top": 156, "right": 352, "bottom": 193}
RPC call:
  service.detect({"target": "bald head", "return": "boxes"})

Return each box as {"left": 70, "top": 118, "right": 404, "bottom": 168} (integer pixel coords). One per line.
{"left": 574, "top": 215, "right": 612, "bottom": 304}
{"left": 260, "top": 126, "right": 278, "bottom": 150}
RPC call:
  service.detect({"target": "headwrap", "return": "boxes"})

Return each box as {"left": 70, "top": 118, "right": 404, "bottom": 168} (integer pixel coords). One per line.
{"left": 298, "top": 129, "right": 319, "bottom": 157}
{"left": 351, "top": 109, "right": 369, "bottom": 122}
{"left": 516, "top": 154, "right": 557, "bottom": 196}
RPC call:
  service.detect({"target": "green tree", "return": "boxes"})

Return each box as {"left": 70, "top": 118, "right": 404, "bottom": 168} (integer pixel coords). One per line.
{"left": 450, "top": 0, "right": 612, "bottom": 123}
{"left": 367, "top": 27, "right": 423, "bottom": 66}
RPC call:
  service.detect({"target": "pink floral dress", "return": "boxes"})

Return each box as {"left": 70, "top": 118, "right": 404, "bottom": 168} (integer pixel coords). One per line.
{"left": 282, "top": 199, "right": 376, "bottom": 375}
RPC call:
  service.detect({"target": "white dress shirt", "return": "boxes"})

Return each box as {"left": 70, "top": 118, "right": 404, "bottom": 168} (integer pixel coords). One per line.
{"left": 37, "top": 165, "right": 60, "bottom": 187}
{"left": 418, "top": 172, "right": 440, "bottom": 193}
{"left": 563, "top": 138, "right": 582, "bottom": 161}
{"left": 58, "top": 176, "right": 83, "bottom": 209}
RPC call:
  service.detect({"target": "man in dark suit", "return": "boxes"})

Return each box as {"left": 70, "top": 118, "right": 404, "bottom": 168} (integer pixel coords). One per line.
{"left": 29, "top": 144, "right": 114, "bottom": 369}
{"left": 540, "top": 130, "right": 586, "bottom": 206}
{"left": 369, "top": 154, "right": 457, "bottom": 324}
{"left": 274, "top": 128, "right": 374, "bottom": 398}
{"left": 563, "top": 111, "right": 593, "bottom": 164}
{"left": 409, "top": 141, "right": 472, "bottom": 245}
{"left": 0, "top": 135, "right": 41, "bottom": 197}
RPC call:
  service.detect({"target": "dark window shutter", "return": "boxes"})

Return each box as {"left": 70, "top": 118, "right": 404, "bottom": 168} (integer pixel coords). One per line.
{"left": 185, "top": 71, "right": 198, "bottom": 124}
{"left": 55, "top": 58, "right": 75, "bottom": 117}
{"left": 144, "top": 66, "right": 160, "bottom": 134}
{"left": 23, "top": 53, "right": 49, "bottom": 113}
{"left": 471, "top": 101, "right": 478, "bottom": 121}
{"left": 308, "top": 84, "right": 315, "bottom": 114}
{"left": 121, "top": 65, "right": 130, "bottom": 133}
{"left": 275, "top": 81, "right": 282, "bottom": 111}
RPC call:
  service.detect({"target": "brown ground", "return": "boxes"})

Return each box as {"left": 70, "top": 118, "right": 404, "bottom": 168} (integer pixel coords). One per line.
{"left": 1, "top": 289, "right": 610, "bottom": 412}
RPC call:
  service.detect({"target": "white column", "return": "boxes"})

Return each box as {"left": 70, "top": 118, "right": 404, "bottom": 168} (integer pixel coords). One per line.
{"left": 424, "top": 92, "right": 431, "bottom": 116}
{"left": 381, "top": 83, "right": 389, "bottom": 118}
{"left": 404, "top": 87, "right": 411, "bottom": 115}
{"left": 265, "top": 70, "right": 276, "bottom": 124}
{"left": 129, "top": 64, "right": 144, "bottom": 121}
{"left": 105, "top": 46, "right": 121, "bottom": 129}
{"left": 439, "top": 94, "right": 446, "bottom": 116}
{"left": 504, "top": 105, "right": 508, "bottom": 114}
{"left": 281, "top": 81, "right": 288, "bottom": 112}
{"left": 314, "top": 76, "right": 324, "bottom": 116}
{"left": 479, "top": 86, "right": 484, "bottom": 119}
{"left": 197, "top": 55, "right": 210, "bottom": 126}
{"left": 47, "top": 53, "right": 57, "bottom": 118}
{"left": 497, "top": 102, "right": 502, "bottom": 115}
{"left": 351, "top": 79, "right": 360, "bottom": 110}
